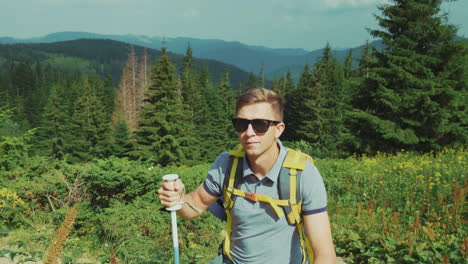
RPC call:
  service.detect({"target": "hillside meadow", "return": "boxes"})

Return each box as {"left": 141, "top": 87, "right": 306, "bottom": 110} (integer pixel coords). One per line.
{"left": 1, "top": 147, "right": 466, "bottom": 263}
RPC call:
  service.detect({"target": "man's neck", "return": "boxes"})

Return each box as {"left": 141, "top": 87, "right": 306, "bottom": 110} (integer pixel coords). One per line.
{"left": 247, "top": 143, "right": 280, "bottom": 179}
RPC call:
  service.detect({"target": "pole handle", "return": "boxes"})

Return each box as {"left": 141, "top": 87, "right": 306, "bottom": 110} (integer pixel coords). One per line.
{"left": 163, "top": 174, "right": 183, "bottom": 211}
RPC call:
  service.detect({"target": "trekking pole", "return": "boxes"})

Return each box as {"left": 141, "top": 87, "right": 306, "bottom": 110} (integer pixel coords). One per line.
{"left": 162, "top": 174, "right": 183, "bottom": 264}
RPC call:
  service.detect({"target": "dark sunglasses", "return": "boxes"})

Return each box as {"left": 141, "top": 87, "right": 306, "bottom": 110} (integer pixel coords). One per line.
{"left": 232, "top": 118, "right": 281, "bottom": 133}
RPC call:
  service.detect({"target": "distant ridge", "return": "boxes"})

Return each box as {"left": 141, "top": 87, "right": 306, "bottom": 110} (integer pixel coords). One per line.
{"left": 0, "top": 38, "right": 252, "bottom": 86}
{"left": 0, "top": 31, "right": 386, "bottom": 79}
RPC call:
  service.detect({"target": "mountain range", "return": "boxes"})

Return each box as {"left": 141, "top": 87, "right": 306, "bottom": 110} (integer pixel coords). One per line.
{"left": 0, "top": 38, "right": 256, "bottom": 87}
{"left": 0, "top": 31, "right": 384, "bottom": 80}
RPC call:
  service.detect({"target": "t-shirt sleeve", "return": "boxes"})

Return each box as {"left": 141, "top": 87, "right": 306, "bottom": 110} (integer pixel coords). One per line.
{"left": 301, "top": 162, "right": 328, "bottom": 215}
{"left": 203, "top": 152, "right": 230, "bottom": 197}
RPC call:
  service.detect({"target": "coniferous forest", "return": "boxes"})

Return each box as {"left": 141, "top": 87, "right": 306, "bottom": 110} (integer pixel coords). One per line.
{"left": 1, "top": 0, "right": 467, "bottom": 263}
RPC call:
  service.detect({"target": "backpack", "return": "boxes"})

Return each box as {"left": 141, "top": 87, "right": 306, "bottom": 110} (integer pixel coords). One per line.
{"left": 210, "top": 144, "right": 315, "bottom": 264}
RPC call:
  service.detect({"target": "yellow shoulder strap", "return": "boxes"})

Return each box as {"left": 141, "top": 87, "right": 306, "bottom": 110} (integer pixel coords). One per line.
{"left": 283, "top": 149, "right": 315, "bottom": 263}
{"left": 223, "top": 145, "right": 244, "bottom": 261}
{"left": 283, "top": 149, "right": 314, "bottom": 170}
{"left": 228, "top": 144, "right": 244, "bottom": 158}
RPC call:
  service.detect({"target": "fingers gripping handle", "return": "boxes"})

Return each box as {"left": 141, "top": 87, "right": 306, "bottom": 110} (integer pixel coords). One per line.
{"left": 162, "top": 174, "right": 183, "bottom": 211}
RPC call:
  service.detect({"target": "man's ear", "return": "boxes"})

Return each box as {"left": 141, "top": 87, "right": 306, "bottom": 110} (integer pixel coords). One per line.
{"left": 275, "top": 122, "right": 285, "bottom": 138}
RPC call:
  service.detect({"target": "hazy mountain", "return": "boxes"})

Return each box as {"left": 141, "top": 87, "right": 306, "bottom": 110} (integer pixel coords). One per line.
{"left": 0, "top": 31, "right": 385, "bottom": 80}
{"left": 0, "top": 38, "right": 252, "bottom": 86}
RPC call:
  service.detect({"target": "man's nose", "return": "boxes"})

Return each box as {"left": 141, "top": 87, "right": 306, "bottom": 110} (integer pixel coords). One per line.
{"left": 245, "top": 123, "right": 256, "bottom": 136}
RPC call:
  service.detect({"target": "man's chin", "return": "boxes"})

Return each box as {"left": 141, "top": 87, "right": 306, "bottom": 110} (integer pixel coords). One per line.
{"left": 244, "top": 148, "right": 261, "bottom": 158}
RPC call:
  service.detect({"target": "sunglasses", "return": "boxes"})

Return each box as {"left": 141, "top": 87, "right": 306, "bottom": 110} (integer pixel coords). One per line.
{"left": 232, "top": 118, "right": 281, "bottom": 133}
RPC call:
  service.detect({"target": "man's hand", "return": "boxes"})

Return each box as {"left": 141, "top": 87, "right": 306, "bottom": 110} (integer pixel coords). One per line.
{"left": 158, "top": 179, "right": 185, "bottom": 208}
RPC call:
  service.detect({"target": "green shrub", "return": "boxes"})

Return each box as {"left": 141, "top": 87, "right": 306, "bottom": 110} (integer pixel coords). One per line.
{"left": 3, "top": 148, "right": 465, "bottom": 263}
{"left": 0, "top": 188, "right": 28, "bottom": 228}
{"left": 320, "top": 148, "right": 467, "bottom": 263}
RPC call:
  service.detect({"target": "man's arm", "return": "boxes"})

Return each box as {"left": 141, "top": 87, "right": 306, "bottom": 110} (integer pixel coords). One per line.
{"left": 158, "top": 180, "right": 218, "bottom": 220}
{"left": 303, "top": 211, "right": 337, "bottom": 264}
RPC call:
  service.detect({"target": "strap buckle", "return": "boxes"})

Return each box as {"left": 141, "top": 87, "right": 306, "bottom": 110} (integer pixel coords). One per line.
{"left": 245, "top": 192, "right": 258, "bottom": 202}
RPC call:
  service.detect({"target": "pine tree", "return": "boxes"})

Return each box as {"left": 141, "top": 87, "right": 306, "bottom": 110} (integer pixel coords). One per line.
{"left": 247, "top": 72, "right": 257, "bottom": 89}
{"left": 131, "top": 48, "right": 195, "bottom": 166}
{"left": 137, "top": 47, "right": 150, "bottom": 104}
{"left": 277, "top": 69, "right": 295, "bottom": 97}
{"left": 181, "top": 50, "right": 209, "bottom": 162}
{"left": 297, "top": 64, "right": 313, "bottom": 91}
{"left": 217, "top": 70, "right": 238, "bottom": 149}
{"left": 111, "top": 119, "right": 132, "bottom": 158}
{"left": 11, "top": 62, "right": 35, "bottom": 129}
{"left": 271, "top": 75, "right": 280, "bottom": 94}
{"left": 352, "top": 0, "right": 467, "bottom": 153}
{"left": 350, "top": 41, "right": 378, "bottom": 117}
{"left": 180, "top": 44, "right": 195, "bottom": 102}
{"left": 198, "top": 68, "right": 227, "bottom": 161}
{"left": 257, "top": 64, "right": 265, "bottom": 88}
{"left": 343, "top": 49, "right": 354, "bottom": 79}
{"left": 35, "top": 83, "right": 70, "bottom": 159}
{"left": 98, "top": 73, "right": 116, "bottom": 122}
{"left": 296, "top": 44, "right": 349, "bottom": 156}
{"left": 283, "top": 64, "right": 311, "bottom": 141}
{"left": 112, "top": 47, "right": 139, "bottom": 131}
{"left": 358, "top": 41, "right": 376, "bottom": 79}
{"left": 69, "top": 76, "right": 111, "bottom": 162}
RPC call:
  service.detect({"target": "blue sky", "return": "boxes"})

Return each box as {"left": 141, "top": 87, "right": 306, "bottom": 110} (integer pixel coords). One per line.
{"left": 1, "top": 0, "right": 467, "bottom": 50}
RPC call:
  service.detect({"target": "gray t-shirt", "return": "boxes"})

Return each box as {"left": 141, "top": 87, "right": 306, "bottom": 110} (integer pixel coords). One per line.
{"left": 203, "top": 140, "right": 328, "bottom": 264}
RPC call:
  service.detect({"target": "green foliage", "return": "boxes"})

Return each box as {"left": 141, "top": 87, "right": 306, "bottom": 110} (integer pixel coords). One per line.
{"left": 353, "top": 0, "right": 467, "bottom": 153}
{"left": 195, "top": 68, "right": 237, "bottom": 162}
{"left": 1, "top": 148, "right": 466, "bottom": 263}
{"left": 0, "top": 188, "right": 28, "bottom": 228}
{"left": 35, "top": 83, "right": 70, "bottom": 159}
{"left": 282, "top": 140, "right": 316, "bottom": 157}
{"left": 132, "top": 49, "right": 195, "bottom": 166}
{"left": 69, "top": 76, "right": 111, "bottom": 162}
{"left": 289, "top": 44, "right": 351, "bottom": 157}
{"left": 44, "top": 55, "right": 95, "bottom": 75}
{"left": 320, "top": 148, "right": 467, "bottom": 263}
{"left": 111, "top": 119, "right": 132, "bottom": 158}
{"left": 0, "top": 129, "right": 35, "bottom": 171}
{"left": 83, "top": 157, "right": 158, "bottom": 208}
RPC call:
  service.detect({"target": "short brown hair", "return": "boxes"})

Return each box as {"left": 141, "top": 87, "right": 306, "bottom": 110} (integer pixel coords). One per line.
{"left": 236, "top": 88, "right": 284, "bottom": 120}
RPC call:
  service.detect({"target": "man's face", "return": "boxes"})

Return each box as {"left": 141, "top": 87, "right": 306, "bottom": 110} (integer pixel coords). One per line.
{"left": 235, "top": 102, "right": 285, "bottom": 159}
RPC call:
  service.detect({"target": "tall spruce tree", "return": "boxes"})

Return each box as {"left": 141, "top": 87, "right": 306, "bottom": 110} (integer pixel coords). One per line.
{"left": 180, "top": 44, "right": 195, "bottom": 102}
{"left": 271, "top": 75, "right": 280, "bottom": 94}
{"left": 69, "top": 76, "right": 111, "bottom": 162}
{"left": 277, "top": 70, "right": 295, "bottom": 97}
{"left": 218, "top": 70, "right": 237, "bottom": 149}
{"left": 131, "top": 48, "right": 195, "bottom": 166}
{"left": 257, "top": 64, "right": 265, "bottom": 88}
{"left": 198, "top": 68, "right": 227, "bottom": 161}
{"left": 283, "top": 64, "right": 312, "bottom": 141}
{"left": 343, "top": 49, "right": 354, "bottom": 79}
{"left": 296, "top": 44, "right": 349, "bottom": 157}
{"left": 11, "top": 62, "right": 35, "bottom": 129}
{"left": 111, "top": 119, "right": 132, "bottom": 158}
{"left": 247, "top": 72, "right": 257, "bottom": 89}
{"left": 351, "top": 0, "right": 466, "bottom": 153}
{"left": 358, "top": 41, "right": 376, "bottom": 79}
{"left": 35, "top": 83, "right": 71, "bottom": 159}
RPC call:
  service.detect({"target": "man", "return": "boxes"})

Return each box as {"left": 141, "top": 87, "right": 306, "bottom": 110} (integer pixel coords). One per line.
{"left": 158, "top": 88, "right": 336, "bottom": 263}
